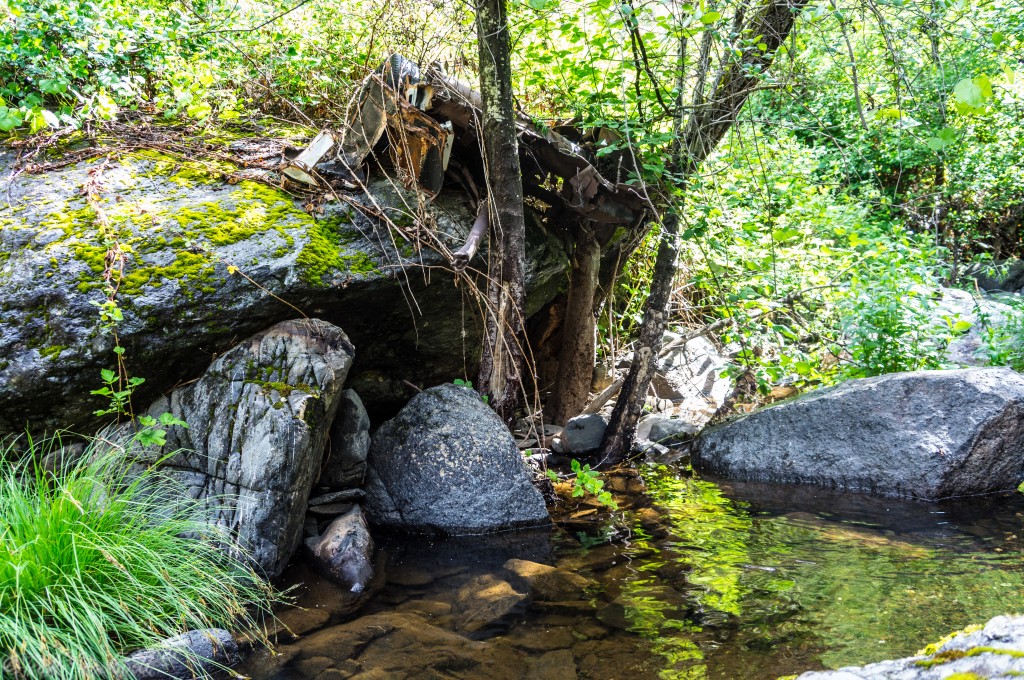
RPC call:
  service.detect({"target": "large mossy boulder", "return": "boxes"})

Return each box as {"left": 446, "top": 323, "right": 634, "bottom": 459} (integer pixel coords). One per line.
{"left": 137, "top": 318, "right": 354, "bottom": 578}
{"left": 693, "top": 368, "right": 1024, "bottom": 500}
{"left": 364, "top": 383, "right": 550, "bottom": 534}
{"left": 0, "top": 147, "right": 564, "bottom": 435}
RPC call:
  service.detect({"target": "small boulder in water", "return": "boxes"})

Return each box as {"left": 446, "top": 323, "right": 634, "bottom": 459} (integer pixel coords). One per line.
{"left": 364, "top": 383, "right": 550, "bottom": 535}
{"left": 305, "top": 506, "right": 376, "bottom": 593}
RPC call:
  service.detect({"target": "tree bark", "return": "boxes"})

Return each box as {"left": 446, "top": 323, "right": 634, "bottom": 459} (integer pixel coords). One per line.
{"left": 475, "top": 0, "right": 527, "bottom": 426}
{"left": 596, "top": 211, "right": 680, "bottom": 463}
{"left": 596, "top": 0, "right": 809, "bottom": 463}
{"left": 550, "top": 225, "right": 601, "bottom": 425}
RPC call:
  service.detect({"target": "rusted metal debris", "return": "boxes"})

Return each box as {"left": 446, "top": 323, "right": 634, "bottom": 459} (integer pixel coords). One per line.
{"left": 286, "top": 54, "right": 649, "bottom": 233}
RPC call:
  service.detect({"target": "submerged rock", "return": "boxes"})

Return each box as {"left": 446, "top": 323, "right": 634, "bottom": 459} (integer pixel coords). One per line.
{"left": 122, "top": 629, "right": 239, "bottom": 680}
{"left": 304, "top": 506, "right": 376, "bottom": 593}
{"left": 694, "top": 367, "right": 1024, "bottom": 500}
{"left": 137, "top": 318, "right": 353, "bottom": 578}
{"left": 364, "top": 383, "right": 550, "bottom": 534}
{"left": 798, "top": 615, "right": 1024, "bottom": 679}
{"left": 503, "top": 558, "right": 595, "bottom": 600}
{"left": 241, "top": 612, "right": 529, "bottom": 680}
{"left": 454, "top": 574, "right": 528, "bottom": 633}
{"left": 0, "top": 148, "right": 565, "bottom": 436}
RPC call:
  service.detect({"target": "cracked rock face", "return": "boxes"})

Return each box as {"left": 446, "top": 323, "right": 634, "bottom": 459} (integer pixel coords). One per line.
{"left": 364, "top": 383, "right": 550, "bottom": 535}
{"left": 694, "top": 367, "right": 1024, "bottom": 500}
{"left": 140, "top": 318, "right": 354, "bottom": 578}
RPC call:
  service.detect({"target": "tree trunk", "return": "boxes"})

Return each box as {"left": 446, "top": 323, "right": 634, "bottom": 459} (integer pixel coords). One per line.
{"left": 596, "top": 211, "right": 680, "bottom": 463}
{"left": 597, "top": 0, "right": 809, "bottom": 463}
{"left": 474, "top": 0, "right": 527, "bottom": 426}
{"left": 550, "top": 225, "right": 601, "bottom": 425}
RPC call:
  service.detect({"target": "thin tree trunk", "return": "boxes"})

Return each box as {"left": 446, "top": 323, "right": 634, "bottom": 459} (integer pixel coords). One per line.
{"left": 597, "top": 0, "right": 809, "bottom": 463}
{"left": 596, "top": 211, "right": 680, "bottom": 463}
{"left": 475, "top": 0, "right": 527, "bottom": 426}
{"left": 550, "top": 225, "right": 601, "bottom": 425}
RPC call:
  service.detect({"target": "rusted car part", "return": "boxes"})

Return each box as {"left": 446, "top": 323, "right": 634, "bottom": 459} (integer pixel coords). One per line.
{"left": 287, "top": 55, "right": 649, "bottom": 247}
{"left": 282, "top": 130, "right": 335, "bottom": 185}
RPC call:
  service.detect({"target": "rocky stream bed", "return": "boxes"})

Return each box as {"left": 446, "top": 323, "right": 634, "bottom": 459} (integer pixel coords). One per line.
{"left": 239, "top": 465, "right": 1024, "bottom": 680}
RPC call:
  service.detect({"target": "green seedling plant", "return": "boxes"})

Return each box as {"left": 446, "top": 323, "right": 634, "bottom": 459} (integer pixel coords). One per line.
{"left": 548, "top": 459, "right": 618, "bottom": 511}
{"left": 453, "top": 378, "right": 489, "bottom": 404}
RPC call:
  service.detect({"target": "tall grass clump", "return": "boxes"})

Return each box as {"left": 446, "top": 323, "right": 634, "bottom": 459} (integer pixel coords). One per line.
{"left": 0, "top": 432, "right": 277, "bottom": 680}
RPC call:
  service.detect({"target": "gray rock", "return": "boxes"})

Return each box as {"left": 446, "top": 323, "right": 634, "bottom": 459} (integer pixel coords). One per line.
{"left": 797, "top": 615, "right": 1024, "bottom": 679}
{"left": 694, "top": 367, "right": 1024, "bottom": 500}
{"left": 966, "top": 258, "right": 1024, "bottom": 294}
{"left": 364, "top": 383, "right": 550, "bottom": 534}
{"left": 561, "top": 414, "right": 608, "bottom": 454}
{"left": 309, "top": 489, "right": 365, "bottom": 505}
{"left": 136, "top": 319, "right": 353, "bottom": 578}
{"left": 320, "top": 389, "right": 370, "bottom": 489}
{"left": 307, "top": 502, "right": 354, "bottom": 517}
{"left": 634, "top": 440, "right": 686, "bottom": 464}
{"left": 304, "top": 506, "right": 376, "bottom": 593}
{"left": 652, "top": 334, "right": 733, "bottom": 430}
{"left": 0, "top": 149, "right": 566, "bottom": 437}
{"left": 122, "top": 629, "right": 239, "bottom": 680}
{"left": 636, "top": 414, "right": 699, "bottom": 446}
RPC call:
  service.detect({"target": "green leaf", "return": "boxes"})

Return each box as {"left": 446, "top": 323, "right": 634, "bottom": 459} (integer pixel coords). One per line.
{"left": 952, "top": 320, "right": 973, "bottom": 334}
{"left": 952, "top": 76, "right": 993, "bottom": 114}
{"left": 0, "top": 107, "right": 23, "bottom": 131}
{"left": 700, "top": 11, "right": 721, "bottom": 23}
{"left": 100, "top": 368, "right": 116, "bottom": 383}
{"left": 38, "top": 78, "right": 68, "bottom": 94}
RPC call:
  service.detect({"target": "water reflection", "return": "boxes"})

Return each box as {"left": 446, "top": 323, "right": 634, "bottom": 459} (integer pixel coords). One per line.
{"left": 243, "top": 464, "right": 1024, "bottom": 680}
{"left": 622, "top": 465, "right": 1024, "bottom": 677}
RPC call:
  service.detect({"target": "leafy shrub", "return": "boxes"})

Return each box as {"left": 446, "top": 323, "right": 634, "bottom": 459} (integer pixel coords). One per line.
{"left": 0, "top": 433, "right": 276, "bottom": 680}
{"left": 977, "top": 299, "right": 1024, "bottom": 372}
{"left": 548, "top": 459, "right": 618, "bottom": 510}
{"left": 836, "top": 279, "right": 953, "bottom": 378}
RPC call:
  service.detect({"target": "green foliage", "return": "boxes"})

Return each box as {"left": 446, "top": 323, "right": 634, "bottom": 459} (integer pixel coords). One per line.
{"left": 836, "top": 277, "right": 954, "bottom": 379}
{"left": 0, "top": 432, "right": 276, "bottom": 679}
{"left": 548, "top": 459, "right": 618, "bottom": 510}
{"left": 453, "top": 378, "right": 489, "bottom": 404}
{"left": 0, "top": 0, "right": 241, "bottom": 130}
{"left": 977, "top": 299, "right": 1024, "bottom": 372}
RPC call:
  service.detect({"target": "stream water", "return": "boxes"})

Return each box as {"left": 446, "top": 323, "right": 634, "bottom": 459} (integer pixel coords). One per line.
{"left": 241, "top": 464, "right": 1024, "bottom": 679}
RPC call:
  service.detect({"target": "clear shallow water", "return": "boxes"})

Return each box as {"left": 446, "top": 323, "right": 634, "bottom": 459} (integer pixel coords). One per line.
{"left": 242, "top": 465, "right": 1024, "bottom": 680}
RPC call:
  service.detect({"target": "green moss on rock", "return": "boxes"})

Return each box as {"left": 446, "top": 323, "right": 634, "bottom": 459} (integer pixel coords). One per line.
{"left": 296, "top": 213, "right": 379, "bottom": 286}
{"left": 245, "top": 380, "right": 321, "bottom": 398}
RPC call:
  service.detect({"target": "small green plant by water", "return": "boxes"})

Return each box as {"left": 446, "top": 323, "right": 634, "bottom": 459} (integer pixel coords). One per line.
{"left": 548, "top": 459, "right": 618, "bottom": 510}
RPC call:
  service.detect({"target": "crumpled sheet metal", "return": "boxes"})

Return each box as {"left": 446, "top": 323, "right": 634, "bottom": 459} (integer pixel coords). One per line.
{"left": 325, "top": 55, "right": 649, "bottom": 225}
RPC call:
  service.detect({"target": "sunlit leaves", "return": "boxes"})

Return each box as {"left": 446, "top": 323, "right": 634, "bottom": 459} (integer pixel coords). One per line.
{"left": 952, "top": 75, "right": 993, "bottom": 114}
{"left": 0, "top": 107, "right": 23, "bottom": 131}
{"left": 924, "top": 127, "right": 958, "bottom": 151}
